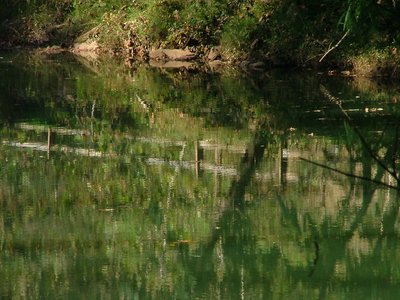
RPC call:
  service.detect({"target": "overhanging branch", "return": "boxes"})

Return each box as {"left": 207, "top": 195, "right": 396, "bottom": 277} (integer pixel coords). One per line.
{"left": 319, "top": 30, "right": 350, "bottom": 63}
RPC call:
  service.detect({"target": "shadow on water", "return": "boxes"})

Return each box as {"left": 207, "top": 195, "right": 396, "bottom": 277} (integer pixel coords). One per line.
{"left": 1, "top": 52, "right": 400, "bottom": 298}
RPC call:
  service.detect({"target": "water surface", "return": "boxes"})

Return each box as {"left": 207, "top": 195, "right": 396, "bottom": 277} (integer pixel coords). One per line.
{"left": 0, "top": 52, "right": 400, "bottom": 299}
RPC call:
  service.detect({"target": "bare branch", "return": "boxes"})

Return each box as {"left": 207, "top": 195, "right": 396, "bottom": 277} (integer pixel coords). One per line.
{"left": 319, "top": 30, "right": 350, "bottom": 63}
{"left": 300, "top": 157, "right": 398, "bottom": 190}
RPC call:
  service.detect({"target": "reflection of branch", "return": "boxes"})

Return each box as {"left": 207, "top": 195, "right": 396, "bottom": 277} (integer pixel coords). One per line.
{"left": 308, "top": 240, "right": 320, "bottom": 277}
{"left": 229, "top": 125, "right": 267, "bottom": 207}
{"left": 393, "top": 124, "right": 399, "bottom": 179}
{"left": 135, "top": 94, "right": 151, "bottom": 112}
{"left": 205, "top": 120, "right": 268, "bottom": 248}
{"left": 375, "top": 122, "right": 389, "bottom": 151}
{"left": 276, "top": 194, "right": 302, "bottom": 234}
{"left": 320, "top": 85, "right": 399, "bottom": 184}
{"left": 300, "top": 157, "right": 398, "bottom": 190}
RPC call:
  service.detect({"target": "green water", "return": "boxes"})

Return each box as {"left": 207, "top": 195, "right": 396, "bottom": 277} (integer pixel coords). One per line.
{"left": 1, "top": 51, "right": 400, "bottom": 299}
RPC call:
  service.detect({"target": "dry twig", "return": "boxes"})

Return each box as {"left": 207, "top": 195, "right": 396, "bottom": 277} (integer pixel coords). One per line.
{"left": 319, "top": 30, "right": 350, "bottom": 63}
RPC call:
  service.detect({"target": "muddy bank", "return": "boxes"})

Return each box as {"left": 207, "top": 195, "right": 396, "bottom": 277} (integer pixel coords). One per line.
{"left": 18, "top": 39, "right": 400, "bottom": 79}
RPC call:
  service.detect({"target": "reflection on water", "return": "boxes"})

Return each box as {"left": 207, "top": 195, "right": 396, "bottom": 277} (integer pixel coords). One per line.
{"left": 1, "top": 52, "right": 400, "bottom": 299}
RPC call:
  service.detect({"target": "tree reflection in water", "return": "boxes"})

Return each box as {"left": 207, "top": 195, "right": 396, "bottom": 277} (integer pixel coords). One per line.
{"left": 0, "top": 52, "right": 400, "bottom": 299}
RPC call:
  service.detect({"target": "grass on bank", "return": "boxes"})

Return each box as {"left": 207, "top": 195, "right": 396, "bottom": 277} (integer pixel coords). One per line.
{"left": 1, "top": 0, "right": 400, "bottom": 72}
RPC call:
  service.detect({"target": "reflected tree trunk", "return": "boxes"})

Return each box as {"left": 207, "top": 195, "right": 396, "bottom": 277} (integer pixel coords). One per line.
{"left": 47, "top": 127, "right": 51, "bottom": 159}
{"left": 280, "top": 135, "right": 288, "bottom": 188}
{"left": 195, "top": 140, "right": 204, "bottom": 177}
{"left": 229, "top": 123, "right": 268, "bottom": 208}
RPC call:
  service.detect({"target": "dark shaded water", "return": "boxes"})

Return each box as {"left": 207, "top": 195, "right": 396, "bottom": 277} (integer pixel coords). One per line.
{"left": 1, "top": 51, "right": 400, "bottom": 299}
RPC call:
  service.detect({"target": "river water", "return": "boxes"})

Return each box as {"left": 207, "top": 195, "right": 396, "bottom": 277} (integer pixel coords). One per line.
{"left": 0, "top": 51, "right": 400, "bottom": 299}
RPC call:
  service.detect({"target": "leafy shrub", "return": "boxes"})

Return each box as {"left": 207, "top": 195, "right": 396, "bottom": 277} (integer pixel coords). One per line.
{"left": 137, "top": 0, "right": 184, "bottom": 45}
{"left": 221, "top": 11, "right": 258, "bottom": 52}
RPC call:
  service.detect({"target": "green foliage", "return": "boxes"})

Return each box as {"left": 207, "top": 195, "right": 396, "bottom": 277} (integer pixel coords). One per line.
{"left": 1, "top": 0, "right": 400, "bottom": 66}
{"left": 134, "top": 0, "right": 240, "bottom": 48}
{"left": 221, "top": 9, "right": 258, "bottom": 51}
{"left": 141, "top": 0, "right": 184, "bottom": 44}
{"left": 0, "top": 0, "right": 72, "bottom": 44}
{"left": 341, "top": 0, "right": 385, "bottom": 32}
